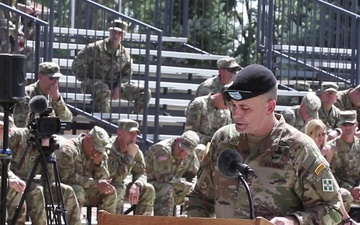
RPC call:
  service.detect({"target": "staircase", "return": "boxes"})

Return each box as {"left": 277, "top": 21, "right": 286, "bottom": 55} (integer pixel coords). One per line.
{"left": 257, "top": 0, "right": 360, "bottom": 89}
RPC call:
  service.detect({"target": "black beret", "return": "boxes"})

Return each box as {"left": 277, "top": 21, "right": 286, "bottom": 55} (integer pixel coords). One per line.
{"left": 223, "top": 64, "right": 277, "bottom": 101}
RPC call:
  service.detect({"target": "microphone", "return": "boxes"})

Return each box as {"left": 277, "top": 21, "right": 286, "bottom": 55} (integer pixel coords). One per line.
{"left": 217, "top": 149, "right": 255, "bottom": 178}
{"left": 217, "top": 148, "right": 256, "bottom": 219}
{"left": 28, "top": 95, "right": 48, "bottom": 114}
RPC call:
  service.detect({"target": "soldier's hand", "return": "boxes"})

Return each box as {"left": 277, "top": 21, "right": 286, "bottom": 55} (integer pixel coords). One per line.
{"left": 9, "top": 177, "right": 26, "bottom": 193}
{"left": 126, "top": 143, "right": 139, "bottom": 157}
{"left": 97, "top": 179, "right": 115, "bottom": 195}
{"left": 128, "top": 183, "right": 140, "bottom": 205}
{"left": 270, "top": 216, "right": 299, "bottom": 225}
{"left": 48, "top": 83, "right": 61, "bottom": 102}
{"left": 111, "top": 87, "right": 120, "bottom": 100}
{"left": 350, "top": 186, "right": 360, "bottom": 201}
{"left": 92, "top": 153, "right": 104, "bottom": 166}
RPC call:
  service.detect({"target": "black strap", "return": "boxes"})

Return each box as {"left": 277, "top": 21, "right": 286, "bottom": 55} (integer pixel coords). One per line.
{"left": 341, "top": 217, "right": 355, "bottom": 225}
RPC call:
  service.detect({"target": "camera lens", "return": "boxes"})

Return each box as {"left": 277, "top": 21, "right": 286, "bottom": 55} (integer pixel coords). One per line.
{"left": 36, "top": 117, "right": 61, "bottom": 137}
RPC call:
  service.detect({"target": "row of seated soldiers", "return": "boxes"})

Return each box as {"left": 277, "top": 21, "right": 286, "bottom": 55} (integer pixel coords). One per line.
{"left": 185, "top": 57, "right": 360, "bottom": 145}
{"left": 0, "top": 114, "right": 203, "bottom": 225}
{"left": 190, "top": 58, "right": 360, "bottom": 223}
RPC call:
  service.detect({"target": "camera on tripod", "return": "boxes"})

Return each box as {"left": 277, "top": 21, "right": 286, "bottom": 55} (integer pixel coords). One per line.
{"left": 28, "top": 108, "right": 61, "bottom": 138}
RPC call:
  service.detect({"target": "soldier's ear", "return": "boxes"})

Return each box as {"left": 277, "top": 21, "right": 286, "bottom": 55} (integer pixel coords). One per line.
{"left": 266, "top": 100, "right": 276, "bottom": 114}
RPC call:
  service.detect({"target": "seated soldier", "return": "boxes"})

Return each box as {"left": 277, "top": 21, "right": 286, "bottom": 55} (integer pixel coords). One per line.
{"left": 71, "top": 19, "right": 151, "bottom": 113}
{"left": 0, "top": 114, "right": 80, "bottom": 225}
{"left": 13, "top": 62, "right": 73, "bottom": 127}
{"left": 107, "top": 119, "right": 155, "bottom": 215}
{"left": 55, "top": 126, "right": 117, "bottom": 214}
{"left": 145, "top": 130, "right": 200, "bottom": 216}
{"left": 281, "top": 92, "right": 321, "bottom": 132}
{"left": 185, "top": 88, "right": 232, "bottom": 145}
{"left": 0, "top": 113, "right": 26, "bottom": 225}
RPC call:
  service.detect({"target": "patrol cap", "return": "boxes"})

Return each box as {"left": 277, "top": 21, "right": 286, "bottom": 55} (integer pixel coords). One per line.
{"left": 108, "top": 19, "right": 128, "bottom": 32}
{"left": 39, "top": 62, "right": 63, "bottom": 78}
{"left": 339, "top": 110, "right": 357, "bottom": 125}
{"left": 0, "top": 112, "right": 15, "bottom": 128}
{"left": 217, "top": 57, "right": 241, "bottom": 70}
{"left": 294, "top": 82, "right": 312, "bottom": 91}
{"left": 118, "top": 119, "right": 140, "bottom": 134}
{"left": 178, "top": 130, "right": 200, "bottom": 154}
{"left": 88, "top": 126, "right": 110, "bottom": 153}
{"left": 301, "top": 93, "right": 321, "bottom": 119}
{"left": 321, "top": 82, "right": 339, "bottom": 93}
{"left": 223, "top": 64, "right": 277, "bottom": 101}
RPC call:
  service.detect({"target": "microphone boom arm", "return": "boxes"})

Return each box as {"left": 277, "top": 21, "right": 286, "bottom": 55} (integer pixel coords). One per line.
{"left": 237, "top": 172, "right": 255, "bottom": 219}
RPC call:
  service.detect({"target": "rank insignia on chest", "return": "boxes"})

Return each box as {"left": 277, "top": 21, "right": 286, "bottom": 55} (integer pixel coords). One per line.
{"left": 322, "top": 179, "right": 334, "bottom": 192}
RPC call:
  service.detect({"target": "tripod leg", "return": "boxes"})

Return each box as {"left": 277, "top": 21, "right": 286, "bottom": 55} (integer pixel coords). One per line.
{"left": 39, "top": 154, "right": 64, "bottom": 225}
{"left": 49, "top": 159, "right": 70, "bottom": 225}
{"left": 10, "top": 156, "right": 45, "bottom": 225}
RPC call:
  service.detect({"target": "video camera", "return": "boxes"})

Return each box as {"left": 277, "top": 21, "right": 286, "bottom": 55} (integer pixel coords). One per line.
{"left": 28, "top": 108, "right": 61, "bottom": 138}
{"left": 27, "top": 96, "right": 61, "bottom": 138}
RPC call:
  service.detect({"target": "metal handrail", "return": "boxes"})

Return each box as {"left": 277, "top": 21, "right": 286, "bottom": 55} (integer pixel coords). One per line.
{"left": 0, "top": 2, "right": 49, "bottom": 70}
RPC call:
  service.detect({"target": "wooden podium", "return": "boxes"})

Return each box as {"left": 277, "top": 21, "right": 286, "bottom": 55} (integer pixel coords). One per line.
{"left": 97, "top": 210, "right": 274, "bottom": 225}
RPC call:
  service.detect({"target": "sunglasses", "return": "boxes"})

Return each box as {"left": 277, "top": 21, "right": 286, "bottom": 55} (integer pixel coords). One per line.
{"left": 226, "top": 68, "right": 238, "bottom": 73}
{"left": 341, "top": 122, "right": 356, "bottom": 127}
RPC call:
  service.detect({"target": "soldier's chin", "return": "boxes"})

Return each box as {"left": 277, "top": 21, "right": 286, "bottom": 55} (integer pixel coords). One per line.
{"left": 235, "top": 123, "right": 248, "bottom": 132}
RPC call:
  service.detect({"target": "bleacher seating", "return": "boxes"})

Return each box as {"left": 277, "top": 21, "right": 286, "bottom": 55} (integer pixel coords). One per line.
{"left": 24, "top": 25, "right": 311, "bottom": 142}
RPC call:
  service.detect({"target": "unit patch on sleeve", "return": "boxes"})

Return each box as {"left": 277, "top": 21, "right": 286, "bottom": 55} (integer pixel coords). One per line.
{"left": 322, "top": 179, "right": 334, "bottom": 192}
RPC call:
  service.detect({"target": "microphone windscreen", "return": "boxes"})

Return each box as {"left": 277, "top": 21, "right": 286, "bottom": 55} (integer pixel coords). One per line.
{"left": 28, "top": 95, "right": 48, "bottom": 114}
{"left": 217, "top": 149, "right": 244, "bottom": 178}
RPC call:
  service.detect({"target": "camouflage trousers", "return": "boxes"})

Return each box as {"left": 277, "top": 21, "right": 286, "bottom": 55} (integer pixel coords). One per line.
{"left": 81, "top": 79, "right": 151, "bottom": 113}
{"left": 12, "top": 182, "right": 81, "bottom": 225}
{"left": 22, "top": 183, "right": 46, "bottom": 225}
{"left": 57, "top": 183, "right": 81, "bottom": 225}
{"left": 71, "top": 184, "right": 117, "bottom": 214}
{"left": 113, "top": 181, "right": 155, "bottom": 215}
{"left": 5, "top": 187, "right": 26, "bottom": 225}
{"left": 152, "top": 182, "right": 191, "bottom": 216}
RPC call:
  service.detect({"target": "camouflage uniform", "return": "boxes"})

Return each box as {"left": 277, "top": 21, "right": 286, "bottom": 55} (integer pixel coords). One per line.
{"left": 6, "top": 128, "right": 80, "bottom": 225}
{"left": 196, "top": 57, "right": 240, "bottom": 97}
{"left": 10, "top": 40, "right": 34, "bottom": 73}
{"left": 55, "top": 126, "right": 117, "bottom": 214}
{"left": 318, "top": 82, "right": 341, "bottom": 131}
{"left": 107, "top": 136, "right": 155, "bottom": 215}
{"left": 281, "top": 93, "right": 321, "bottom": 132}
{"left": 0, "top": 19, "right": 15, "bottom": 52}
{"left": 318, "top": 104, "right": 341, "bottom": 131}
{"left": 0, "top": 165, "right": 26, "bottom": 225}
{"left": 185, "top": 94, "right": 232, "bottom": 144}
{"left": 329, "top": 133, "right": 360, "bottom": 212}
{"left": 328, "top": 111, "right": 360, "bottom": 212}
{"left": 196, "top": 76, "right": 224, "bottom": 97}
{"left": 281, "top": 105, "right": 306, "bottom": 131}
{"left": 145, "top": 131, "right": 200, "bottom": 216}
{"left": 335, "top": 89, "right": 360, "bottom": 127}
{"left": 71, "top": 20, "right": 151, "bottom": 113}
{"left": 13, "top": 62, "right": 73, "bottom": 127}
{"left": 0, "top": 113, "right": 25, "bottom": 224}
{"left": 183, "top": 115, "right": 342, "bottom": 225}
